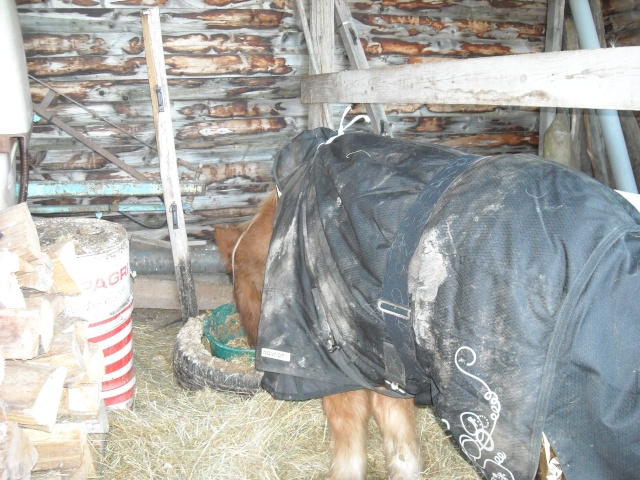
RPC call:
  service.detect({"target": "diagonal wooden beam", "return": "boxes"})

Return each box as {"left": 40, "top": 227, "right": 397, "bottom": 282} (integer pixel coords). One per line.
{"left": 33, "top": 103, "right": 150, "bottom": 182}
{"left": 334, "top": 0, "right": 391, "bottom": 136}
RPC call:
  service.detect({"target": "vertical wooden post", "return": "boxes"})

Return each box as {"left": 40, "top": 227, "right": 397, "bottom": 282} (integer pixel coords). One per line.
{"left": 538, "top": 0, "right": 566, "bottom": 155}
{"left": 308, "top": 0, "right": 334, "bottom": 129}
{"left": 141, "top": 8, "right": 197, "bottom": 322}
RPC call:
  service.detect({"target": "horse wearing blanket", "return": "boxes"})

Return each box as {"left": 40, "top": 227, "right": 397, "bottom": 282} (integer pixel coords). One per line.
{"left": 214, "top": 128, "right": 640, "bottom": 480}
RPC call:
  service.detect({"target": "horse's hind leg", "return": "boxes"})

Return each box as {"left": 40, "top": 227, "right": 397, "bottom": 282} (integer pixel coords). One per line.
{"left": 371, "top": 392, "right": 421, "bottom": 479}
{"left": 322, "top": 390, "right": 371, "bottom": 480}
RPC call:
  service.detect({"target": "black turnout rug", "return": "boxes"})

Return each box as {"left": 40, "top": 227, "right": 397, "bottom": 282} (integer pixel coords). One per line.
{"left": 255, "top": 128, "right": 640, "bottom": 480}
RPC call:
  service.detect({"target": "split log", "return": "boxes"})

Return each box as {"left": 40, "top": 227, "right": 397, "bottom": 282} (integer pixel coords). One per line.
{"left": 0, "top": 349, "right": 4, "bottom": 385}
{"left": 80, "top": 342, "right": 105, "bottom": 384}
{"left": 22, "top": 297, "right": 56, "bottom": 355}
{"left": 0, "top": 362, "right": 67, "bottom": 432}
{"left": 0, "top": 270, "right": 25, "bottom": 309}
{"left": 0, "top": 421, "right": 38, "bottom": 480}
{"left": 0, "top": 202, "right": 41, "bottom": 262}
{"left": 25, "top": 293, "right": 67, "bottom": 323}
{"left": 58, "top": 401, "right": 108, "bottom": 435}
{"left": 32, "top": 332, "right": 86, "bottom": 388}
{"left": 66, "top": 383, "right": 101, "bottom": 415}
{"left": 42, "top": 241, "right": 82, "bottom": 296}
{"left": 23, "top": 422, "right": 88, "bottom": 472}
{"left": 16, "top": 252, "right": 54, "bottom": 293}
{"left": 0, "top": 309, "right": 41, "bottom": 360}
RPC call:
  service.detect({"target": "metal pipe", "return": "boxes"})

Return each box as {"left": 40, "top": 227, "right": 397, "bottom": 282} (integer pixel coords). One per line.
{"left": 29, "top": 203, "right": 168, "bottom": 214}
{"left": 568, "top": 0, "right": 638, "bottom": 193}
{"left": 130, "top": 244, "right": 227, "bottom": 275}
{"left": 25, "top": 180, "right": 206, "bottom": 198}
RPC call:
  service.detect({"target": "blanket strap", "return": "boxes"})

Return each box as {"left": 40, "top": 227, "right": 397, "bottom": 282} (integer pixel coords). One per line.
{"left": 378, "top": 154, "right": 482, "bottom": 399}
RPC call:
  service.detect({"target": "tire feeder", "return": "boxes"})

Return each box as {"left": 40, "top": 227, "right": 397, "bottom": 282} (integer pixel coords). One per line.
{"left": 173, "top": 304, "right": 262, "bottom": 395}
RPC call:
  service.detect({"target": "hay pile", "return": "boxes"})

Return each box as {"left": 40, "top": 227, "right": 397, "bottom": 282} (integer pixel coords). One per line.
{"left": 99, "top": 309, "right": 481, "bottom": 479}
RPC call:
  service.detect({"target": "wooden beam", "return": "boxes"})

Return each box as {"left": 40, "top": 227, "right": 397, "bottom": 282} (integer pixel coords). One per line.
{"left": 293, "top": 0, "right": 332, "bottom": 129}
{"left": 539, "top": 0, "right": 566, "bottom": 155}
{"left": 307, "top": 0, "right": 334, "bottom": 129}
{"left": 32, "top": 103, "right": 150, "bottom": 182}
{"left": 302, "top": 46, "right": 640, "bottom": 111}
{"left": 141, "top": 8, "right": 198, "bottom": 322}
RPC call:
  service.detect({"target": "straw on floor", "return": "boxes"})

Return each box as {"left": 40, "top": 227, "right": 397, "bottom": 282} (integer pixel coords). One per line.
{"left": 99, "top": 309, "right": 481, "bottom": 480}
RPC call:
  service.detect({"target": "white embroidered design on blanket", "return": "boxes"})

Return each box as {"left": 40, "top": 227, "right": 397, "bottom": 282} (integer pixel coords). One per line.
{"left": 453, "top": 346, "right": 515, "bottom": 480}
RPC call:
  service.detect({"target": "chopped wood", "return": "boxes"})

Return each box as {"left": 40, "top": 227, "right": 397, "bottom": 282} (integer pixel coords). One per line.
{"left": 23, "top": 422, "right": 88, "bottom": 472}
{"left": 42, "top": 241, "right": 82, "bottom": 296}
{"left": 0, "top": 251, "right": 21, "bottom": 274}
{"left": 0, "top": 309, "right": 41, "bottom": 360}
{"left": 32, "top": 332, "right": 86, "bottom": 388}
{"left": 0, "top": 349, "right": 4, "bottom": 385}
{"left": 66, "top": 383, "right": 101, "bottom": 414}
{"left": 0, "top": 202, "right": 41, "bottom": 262}
{"left": 80, "top": 343, "right": 105, "bottom": 384}
{"left": 0, "top": 269, "right": 25, "bottom": 309}
{"left": 0, "top": 421, "right": 38, "bottom": 480}
{"left": 0, "top": 362, "right": 67, "bottom": 432}
{"left": 25, "top": 293, "right": 67, "bottom": 322}
{"left": 15, "top": 252, "right": 54, "bottom": 293}
{"left": 58, "top": 401, "right": 109, "bottom": 435}
{"left": 21, "top": 297, "right": 56, "bottom": 355}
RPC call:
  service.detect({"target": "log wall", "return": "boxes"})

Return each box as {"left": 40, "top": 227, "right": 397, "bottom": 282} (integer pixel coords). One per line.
{"left": 15, "top": 0, "right": 637, "bottom": 240}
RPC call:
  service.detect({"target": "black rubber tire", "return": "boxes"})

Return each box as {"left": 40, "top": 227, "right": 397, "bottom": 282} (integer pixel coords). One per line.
{"left": 173, "top": 316, "right": 263, "bottom": 395}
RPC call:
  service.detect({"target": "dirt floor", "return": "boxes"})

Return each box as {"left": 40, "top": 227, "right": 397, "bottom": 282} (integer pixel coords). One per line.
{"left": 98, "top": 308, "right": 482, "bottom": 480}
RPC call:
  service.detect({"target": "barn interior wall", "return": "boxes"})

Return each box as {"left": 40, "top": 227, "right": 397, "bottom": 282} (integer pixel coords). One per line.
{"left": 15, "top": 0, "right": 639, "bottom": 242}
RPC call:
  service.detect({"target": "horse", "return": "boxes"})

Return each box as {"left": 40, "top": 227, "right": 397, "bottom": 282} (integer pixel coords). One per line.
{"left": 214, "top": 128, "right": 640, "bottom": 480}
{"left": 214, "top": 189, "right": 422, "bottom": 479}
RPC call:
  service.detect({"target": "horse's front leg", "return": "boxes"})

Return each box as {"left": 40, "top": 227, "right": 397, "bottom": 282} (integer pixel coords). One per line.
{"left": 371, "top": 392, "right": 422, "bottom": 479}
{"left": 322, "top": 390, "right": 371, "bottom": 480}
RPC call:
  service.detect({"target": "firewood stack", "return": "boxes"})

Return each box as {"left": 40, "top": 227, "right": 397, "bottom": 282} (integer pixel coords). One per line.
{"left": 0, "top": 203, "right": 108, "bottom": 480}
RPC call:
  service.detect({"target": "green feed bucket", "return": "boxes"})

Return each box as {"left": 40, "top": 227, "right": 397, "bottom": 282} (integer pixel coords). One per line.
{"left": 203, "top": 303, "right": 255, "bottom": 361}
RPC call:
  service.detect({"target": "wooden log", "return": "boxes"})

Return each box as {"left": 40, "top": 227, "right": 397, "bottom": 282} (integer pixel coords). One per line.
{"left": 80, "top": 342, "right": 105, "bottom": 385}
{"left": 42, "top": 241, "right": 82, "bottom": 296}
{"left": 0, "top": 269, "right": 25, "bottom": 309}
{"left": 301, "top": 46, "right": 640, "bottom": 111}
{"left": 0, "top": 349, "right": 4, "bottom": 385}
{"left": 66, "top": 383, "right": 101, "bottom": 415}
{"left": 0, "top": 309, "right": 41, "bottom": 360}
{"left": 23, "top": 297, "right": 56, "bottom": 355}
{"left": 0, "top": 202, "right": 41, "bottom": 262}
{"left": 57, "top": 401, "right": 108, "bottom": 435}
{"left": 32, "top": 332, "right": 86, "bottom": 388}
{"left": 0, "top": 421, "right": 38, "bottom": 480}
{"left": 0, "top": 362, "right": 67, "bottom": 432}
{"left": 22, "top": 422, "right": 88, "bottom": 472}
{"left": 15, "top": 253, "right": 54, "bottom": 293}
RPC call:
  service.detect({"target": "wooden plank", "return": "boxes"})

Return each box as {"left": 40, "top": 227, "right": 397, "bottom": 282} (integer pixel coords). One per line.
{"left": 334, "top": 0, "right": 390, "bottom": 136}
{"left": 307, "top": 0, "right": 334, "bottom": 130}
{"left": 142, "top": 7, "right": 198, "bottom": 322}
{"left": 538, "top": 0, "right": 566, "bottom": 155}
{"left": 301, "top": 46, "right": 640, "bottom": 111}
{"left": 293, "top": 0, "right": 332, "bottom": 128}
{"left": 132, "top": 274, "right": 233, "bottom": 310}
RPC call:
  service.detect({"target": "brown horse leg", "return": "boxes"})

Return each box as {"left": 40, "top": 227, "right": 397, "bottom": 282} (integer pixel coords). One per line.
{"left": 322, "top": 390, "right": 371, "bottom": 480}
{"left": 371, "top": 392, "right": 422, "bottom": 479}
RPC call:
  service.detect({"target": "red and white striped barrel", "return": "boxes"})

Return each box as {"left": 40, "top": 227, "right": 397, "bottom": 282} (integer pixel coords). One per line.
{"left": 36, "top": 218, "right": 135, "bottom": 409}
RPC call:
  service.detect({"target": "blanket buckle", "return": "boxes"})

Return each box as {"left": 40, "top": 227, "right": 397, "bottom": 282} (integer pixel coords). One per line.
{"left": 377, "top": 299, "right": 411, "bottom": 320}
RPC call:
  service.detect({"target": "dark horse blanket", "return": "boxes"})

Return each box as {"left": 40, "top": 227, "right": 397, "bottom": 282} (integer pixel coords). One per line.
{"left": 255, "top": 128, "right": 640, "bottom": 480}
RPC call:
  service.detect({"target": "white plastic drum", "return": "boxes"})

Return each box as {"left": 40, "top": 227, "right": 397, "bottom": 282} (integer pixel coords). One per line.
{"left": 35, "top": 218, "right": 135, "bottom": 409}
